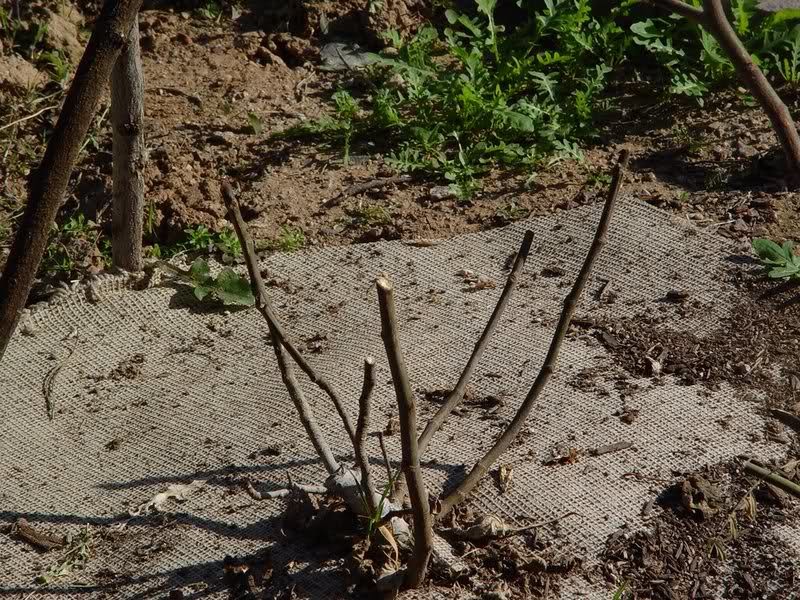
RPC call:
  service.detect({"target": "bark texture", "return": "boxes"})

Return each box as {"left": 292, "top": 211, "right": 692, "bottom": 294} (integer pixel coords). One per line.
{"left": 0, "top": 0, "right": 145, "bottom": 362}
{"left": 111, "top": 17, "right": 146, "bottom": 272}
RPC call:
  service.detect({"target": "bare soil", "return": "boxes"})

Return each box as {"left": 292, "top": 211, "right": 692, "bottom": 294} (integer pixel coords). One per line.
{"left": 1, "top": 2, "right": 799, "bottom": 599}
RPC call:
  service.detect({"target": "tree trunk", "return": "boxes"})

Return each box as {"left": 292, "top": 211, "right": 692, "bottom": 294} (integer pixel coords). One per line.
{"left": 0, "top": 0, "right": 145, "bottom": 362}
{"left": 703, "top": 0, "right": 800, "bottom": 182}
{"left": 111, "top": 17, "right": 145, "bottom": 272}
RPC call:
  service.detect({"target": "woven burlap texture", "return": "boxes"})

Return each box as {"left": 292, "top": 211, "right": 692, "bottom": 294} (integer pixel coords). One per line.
{"left": 0, "top": 200, "right": 788, "bottom": 599}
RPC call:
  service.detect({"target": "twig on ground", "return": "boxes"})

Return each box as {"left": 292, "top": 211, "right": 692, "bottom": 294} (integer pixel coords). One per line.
{"left": 10, "top": 518, "right": 65, "bottom": 551}
{"left": 242, "top": 479, "right": 327, "bottom": 500}
{"left": 325, "top": 175, "right": 414, "bottom": 208}
{"left": 0, "top": 105, "right": 60, "bottom": 132}
{"left": 377, "top": 277, "right": 433, "bottom": 588}
{"left": 222, "top": 182, "right": 340, "bottom": 474}
{"left": 221, "top": 182, "right": 357, "bottom": 448}
{"left": 355, "top": 357, "right": 378, "bottom": 515}
{"left": 743, "top": 461, "right": 800, "bottom": 499}
{"left": 436, "top": 150, "right": 629, "bottom": 520}
{"left": 42, "top": 343, "right": 77, "bottom": 421}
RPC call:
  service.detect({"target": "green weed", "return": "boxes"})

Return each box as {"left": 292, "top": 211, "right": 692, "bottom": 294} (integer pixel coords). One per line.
{"left": 36, "top": 527, "right": 93, "bottom": 585}
{"left": 752, "top": 238, "right": 800, "bottom": 280}
{"left": 196, "top": 0, "right": 223, "bottom": 21}
{"left": 247, "top": 111, "right": 265, "bottom": 135}
{"left": 275, "top": 0, "right": 800, "bottom": 194}
{"left": 494, "top": 201, "right": 528, "bottom": 224}
{"left": 279, "top": 0, "right": 627, "bottom": 195}
{"left": 186, "top": 258, "right": 254, "bottom": 306}
{"left": 215, "top": 227, "right": 242, "bottom": 258}
{"left": 275, "top": 226, "right": 305, "bottom": 252}
{"left": 42, "top": 214, "right": 110, "bottom": 275}
{"left": 347, "top": 203, "right": 392, "bottom": 228}
{"left": 40, "top": 49, "right": 70, "bottom": 87}
{"left": 631, "top": 1, "right": 800, "bottom": 101}
{"left": 183, "top": 225, "right": 215, "bottom": 253}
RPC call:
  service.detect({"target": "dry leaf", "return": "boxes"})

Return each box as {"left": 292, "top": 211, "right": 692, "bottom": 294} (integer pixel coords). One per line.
{"left": 681, "top": 476, "right": 722, "bottom": 519}
{"left": 130, "top": 480, "right": 205, "bottom": 516}
{"left": 498, "top": 464, "right": 513, "bottom": 493}
{"left": 376, "top": 524, "right": 400, "bottom": 568}
{"left": 472, "top": 275, "right": 496, "bottom": 290}
{"left": 456, "top": 514, "right": 512, "bottom": 541}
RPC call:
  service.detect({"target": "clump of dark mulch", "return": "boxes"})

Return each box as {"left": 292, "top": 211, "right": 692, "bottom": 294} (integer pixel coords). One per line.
{"left": 600, "top": 460, "right": 799, "bottom": 600}
{"left": 592, "top": 267, "right": 800, "bottom": 413}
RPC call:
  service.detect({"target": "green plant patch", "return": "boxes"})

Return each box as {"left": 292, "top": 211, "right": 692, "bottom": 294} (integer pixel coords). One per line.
{"left": 752, "top": 238, "right": 800, "bottom": 280}
{"left": 187, "top": 258, "right": 255, "bottom": 306}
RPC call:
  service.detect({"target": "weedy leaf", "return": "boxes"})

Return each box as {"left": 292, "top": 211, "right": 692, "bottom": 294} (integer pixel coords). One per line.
{"left": 130, "top": 480, "right": 206, "bottom": 516}
{"left": 247, "top": 111, "right": 264, "bottom": 135}
{"left": 189, "top": 258, "right": 213, "bottom": 284}
{"left": 193, "top": 285, "right": 212, "bottom": 302}
{"left": 768, "top": 264, "right": 800, "bottom": 279}
{"left": 753, "top": 238, "right": 789, "bottom": 265}
{"left": 214, "top": 269, "right": 256, "bottom": 306}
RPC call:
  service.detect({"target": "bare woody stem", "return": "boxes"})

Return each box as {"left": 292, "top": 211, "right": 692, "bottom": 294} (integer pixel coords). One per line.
{"left": 376, "top": 277, "right": 433, "bottom": 589}
{"left": 436, "top": 150, "right": 630, "bottom": 520}
{"left": 111, "top": 17, "right": 145, "bottom": 272}
{"left": 0, "top": 0, "right": 145, "bottom": 362}
{"left": 649, "top": 0, "right": 707, "bottom": 23}
{"left": 221, "top": 183, "right": 357, "bottom": 448}
{"left": 355, "top": 357, "right": 378, "bottom": 515}
{"left": 392, "top": 228, "right": 534, "bottom": 504}
{"left": 419, "top": 229, "right": 534, "bottom": 453}
{"left": 743, "top": 461, "right": 800, "bottom": 499}
{"left": 222, "top": 182, "right": 339, "bottom": 474}
{"left": 650, "top": 0, "right": 800, "bottom": 182}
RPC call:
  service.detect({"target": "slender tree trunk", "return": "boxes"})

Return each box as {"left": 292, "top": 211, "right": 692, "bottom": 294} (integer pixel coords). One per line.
{"left": 111, "top": 18, "right": 145, "bottom": 272}
{"left": 703, "top": 0, "right": 800, "bottom": 182}
{"left": 651, "top": 0, "right": 800, "bottom": 183}
{"left": 0, "top": 0, "right": 145, "bottom": 362}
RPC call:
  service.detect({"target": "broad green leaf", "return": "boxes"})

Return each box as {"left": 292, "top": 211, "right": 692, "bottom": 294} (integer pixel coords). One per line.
{"left": 772, "top": 8, "right": 800, "bottom": 24}
{"left": 214, "top": 269, "right": 256, "bottom": 306}
{"left": 193, "top": 284, "right": 211, "bottom": 301}
{"left": 753, "top": 238, "right": 788, "bottom": 265}
{"left": 503, "top": 109, "right": 536, "bottom": 132}
{"left": 768, "top": 264, "right": 800, "bottom": 279}
{"left": 782, "top": 240, "right": 795, "bottom": 259}
{"left": 189, "top": 258, "right": 213, "bottom": 284}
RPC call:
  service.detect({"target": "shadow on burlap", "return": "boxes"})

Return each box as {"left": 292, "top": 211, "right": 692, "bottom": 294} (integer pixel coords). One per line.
{"left": 0, "top": 200, "right": 788, "bottom": 598}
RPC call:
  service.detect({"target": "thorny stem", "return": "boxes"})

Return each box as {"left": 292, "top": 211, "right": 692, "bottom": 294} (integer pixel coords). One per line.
{"left": 376, "top": 277, "right": 433, "bottom": 589}
{"left": 436, "top": 150, "right": 630, "bottom": 520}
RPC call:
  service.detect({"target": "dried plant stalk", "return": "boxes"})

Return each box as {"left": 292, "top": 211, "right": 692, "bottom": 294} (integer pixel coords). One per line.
{"left": 436, "top": 150, "right": 629, "bottom": 519}
{"left": 376, "top": 277, "right": 433, "bottom": 588}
